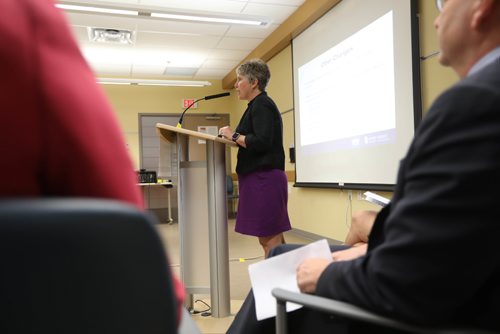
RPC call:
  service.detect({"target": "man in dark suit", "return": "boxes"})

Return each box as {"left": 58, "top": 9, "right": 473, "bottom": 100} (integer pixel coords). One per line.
{"left": 227, "top": 0, "right": 500, "bottom": 332}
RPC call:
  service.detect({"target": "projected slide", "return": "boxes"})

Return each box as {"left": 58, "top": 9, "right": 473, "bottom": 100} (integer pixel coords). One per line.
{"left": 293, "top": 0, "right": 420, "bottom": 187}
{"left": 298, "top": 11, "right": 395, "bottom": 154}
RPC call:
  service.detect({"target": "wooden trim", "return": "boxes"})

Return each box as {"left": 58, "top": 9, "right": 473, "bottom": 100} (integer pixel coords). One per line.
{"left": 222, "top": 0, "right": 342, "bottom": 89}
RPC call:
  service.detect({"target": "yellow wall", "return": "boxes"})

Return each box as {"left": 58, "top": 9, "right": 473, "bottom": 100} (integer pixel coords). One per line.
{"left": 104, "top": 0, "right": 460, "bottom": 241}
{"left": 102, "top": 81, "right": 232, "bottom": 169}
{"left": 418, "top": 0, "right": 459, "bottom": 112}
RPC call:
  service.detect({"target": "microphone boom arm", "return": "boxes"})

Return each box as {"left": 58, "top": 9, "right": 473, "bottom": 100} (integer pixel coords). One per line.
{"left": 176, "top": 97, "right": 204, "bottom": 128}
{"left": 176, "top": 92, "right": 230, "bottom": 128}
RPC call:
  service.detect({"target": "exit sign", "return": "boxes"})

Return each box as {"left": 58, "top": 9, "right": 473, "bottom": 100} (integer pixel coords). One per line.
{"left": 182, "top": 99, "right": 198, "bottom": 109}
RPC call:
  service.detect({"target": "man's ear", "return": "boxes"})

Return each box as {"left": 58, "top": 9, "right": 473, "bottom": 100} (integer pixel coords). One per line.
{"left": 471, "top": 0, "right": 495, "bottom": 29}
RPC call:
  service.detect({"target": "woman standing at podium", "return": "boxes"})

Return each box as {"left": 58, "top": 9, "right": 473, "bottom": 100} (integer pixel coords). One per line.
{"left": 219, "top": 59, "right": 291, "bottom": 258}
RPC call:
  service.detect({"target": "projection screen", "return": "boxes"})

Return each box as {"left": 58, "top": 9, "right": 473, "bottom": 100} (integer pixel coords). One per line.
{"left": 293, "top": 0, "right": 421, "bottom": 190}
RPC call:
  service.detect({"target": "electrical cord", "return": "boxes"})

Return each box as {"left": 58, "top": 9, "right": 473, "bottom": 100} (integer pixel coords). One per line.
{"left": 345, "top": 191, "right": 352, "bottom": 229}
{"left": 229, "top": 255, "right": 263, "bottom": 262}
{"left": 190, "top": 299, "right": 212, "bottom": 316}
{"left": 169, "top": 255, "right": 263, "bottom": 268}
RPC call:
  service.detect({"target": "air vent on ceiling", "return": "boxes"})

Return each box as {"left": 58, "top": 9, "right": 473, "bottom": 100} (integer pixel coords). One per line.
{"left": 88, "top": 28, "right": 134, "bottom": 45}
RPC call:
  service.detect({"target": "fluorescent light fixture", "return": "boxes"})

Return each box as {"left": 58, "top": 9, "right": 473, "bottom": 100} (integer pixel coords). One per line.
{"left": 55, "top": 4, "right": 139, "bottom": 16}
{"left": 97, "top": 78, "right": 212, "bottom": 87}
{"left": 150, "top": 12, "right": 264, "bottom": 26}
{"left": 55, "top": 2, "right": 266, "bottom": 26}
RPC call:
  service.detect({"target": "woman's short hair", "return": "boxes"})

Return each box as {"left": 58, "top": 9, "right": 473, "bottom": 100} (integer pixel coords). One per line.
{"left": 236, "top": 59, "right": 270, "bottom": 91}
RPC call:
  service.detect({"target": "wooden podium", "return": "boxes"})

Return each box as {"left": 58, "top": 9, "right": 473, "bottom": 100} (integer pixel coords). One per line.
{"left": 156, "top": 123, "right": 236, "bottom": 318}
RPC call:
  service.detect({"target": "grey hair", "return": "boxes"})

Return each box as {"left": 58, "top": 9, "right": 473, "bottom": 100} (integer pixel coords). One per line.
{"left": 236, "top": 59, "right": 270, "bottom": 91}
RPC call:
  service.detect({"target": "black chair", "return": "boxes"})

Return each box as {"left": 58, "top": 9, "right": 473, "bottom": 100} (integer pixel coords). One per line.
{"left": 272, "top": 288, "right": 496, "bottom": 334}
{"left": 0, "top": 198, "right": 196, "bottom": 334}
{"left": 226, "top": 175, "right": 239, "bottom": 218}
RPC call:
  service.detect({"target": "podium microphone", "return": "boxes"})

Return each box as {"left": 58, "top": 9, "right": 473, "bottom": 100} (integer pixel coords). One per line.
{"left": 204, "top": 92, "right": 230, "bottom": 100}
{"left": 177, "top": 92, "right": 230, "bottom": 128}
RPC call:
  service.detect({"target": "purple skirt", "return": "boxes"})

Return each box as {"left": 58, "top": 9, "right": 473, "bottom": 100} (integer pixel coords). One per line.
{"left": 235, "top": 169, "right": 291, "bottom": 237}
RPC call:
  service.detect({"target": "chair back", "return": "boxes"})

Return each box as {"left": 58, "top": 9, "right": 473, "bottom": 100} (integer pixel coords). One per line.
{"left": 0, "top": 198, "right": 177, "bottom": 334}
{"left": 226, "top": 175, "right": 234, "bottom": 195}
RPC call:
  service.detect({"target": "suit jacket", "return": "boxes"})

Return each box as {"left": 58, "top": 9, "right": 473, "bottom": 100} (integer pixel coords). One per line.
{"left": 318, "top": 57, "right": 500, "bottom": 330}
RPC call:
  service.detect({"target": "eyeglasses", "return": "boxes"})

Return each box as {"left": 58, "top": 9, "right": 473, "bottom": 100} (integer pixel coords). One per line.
{"left": 436, "top": 0, "right": 447, "bottom": 12}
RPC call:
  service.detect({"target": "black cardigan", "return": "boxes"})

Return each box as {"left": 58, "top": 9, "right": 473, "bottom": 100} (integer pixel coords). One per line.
{"left": 235, "top": 92, "right": 285, "bottom": 175}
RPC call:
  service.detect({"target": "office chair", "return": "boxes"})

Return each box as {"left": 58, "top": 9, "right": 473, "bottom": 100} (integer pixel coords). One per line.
{"left": 0, "top": 198, "right": 197, "bottom": 334}
{"left": 226, "top": 175, "right": 239, "bottom": 218}
{"left": 272, "top": 288, "right": 497, "bottom": 334}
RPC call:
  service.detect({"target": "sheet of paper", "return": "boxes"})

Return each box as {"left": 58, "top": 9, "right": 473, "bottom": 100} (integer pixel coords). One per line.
{"left": 248, "top": 239, "right": 332, "bottom": 320}
{"left": 197, "top": 125, "right": 218, "bottom": 144}
{"left": 363, "top": 191, "right": 390, "bottom": 207}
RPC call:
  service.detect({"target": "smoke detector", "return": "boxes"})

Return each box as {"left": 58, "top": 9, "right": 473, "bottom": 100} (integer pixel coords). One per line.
{"left": 88, "top": 28, "right": 134, "bottom": 45}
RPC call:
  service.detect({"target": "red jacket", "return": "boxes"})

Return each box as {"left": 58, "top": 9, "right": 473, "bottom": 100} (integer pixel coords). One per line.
{"left": 0, "top": 0, "right": 185, "bottom": 324}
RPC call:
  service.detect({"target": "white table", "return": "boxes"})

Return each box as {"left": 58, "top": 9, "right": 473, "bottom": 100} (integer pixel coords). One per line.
{"left": 137, "top": 181, "right": 174, "bottom": 223}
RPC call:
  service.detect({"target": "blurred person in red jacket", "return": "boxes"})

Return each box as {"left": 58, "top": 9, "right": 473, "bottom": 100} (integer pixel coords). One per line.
{"left": 0, "top": 0, "right": 185, "bottom": 325}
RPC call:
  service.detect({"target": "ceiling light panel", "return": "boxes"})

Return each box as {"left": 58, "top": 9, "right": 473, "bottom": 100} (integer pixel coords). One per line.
{"left": 89, "top": 63, "right": 132, "bottom": 76}
{"left": 57, "top": 1, "right": 267, "bottom": 26}
{"left": 97, "top": 78, "right": 212, "bottom": 87}
{"left": 216, "top": 37, "right": 263, "bottom": 51}
{"left": 201, "top": 59, "right": 236, "bottom": 70}
{"left": 131, "top": 64, "right": 169, "bottom": 77}
{"left": 150, "top": 12, "right": 264, "bottom": 26}
{"left": 134, "top": 49, "right": 205, "bottom": 68}
{"left": 82, "top": 46, "right": 134, "bottom": 65}
{"left": 163, "top": 67, "right": 198, "bottom": 77}
{"left": 136, "top": 19, "right": 229, "bottom": 36}
{"left": 196, "top": 68, "right": 234, "bottom": 79}
{"left": 81, "top": 46, "right": 205, "bottom": 69}
{"left": 139, "top": 0, "right": 246, "bottom": 14}
{"left": 226, "top": 24, "right": 279, "bottom": 39}
{"left": 135, "top": 31, "right": 220, "bottom": 50}
{"left": 56, "top": 3, "right": 138, "bottom": 16}
{"left": 134, "top": 19, "right": 229, "bottom": 36}
{"left": 242, "top": 3, "right": 297, "bottom": 25}
{"left": 65, "top": 12, "right": 137, "bottom": 31}
{"left": 206, "top": 49, "right": 249, "bottom": 61}
{"left": 253, "top": 0, "right": 305, "bottom": 5}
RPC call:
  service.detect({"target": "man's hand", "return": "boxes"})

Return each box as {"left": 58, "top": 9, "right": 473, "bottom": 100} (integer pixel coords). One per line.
{"left": 332, "top": 243, "right": 367, "bottom": 262}
{"left": 296, "top": 244, "right": 368, "bottom": 294}
{"left": 345, "top": 210, "right": 377, "bottom": 246}
{"left": 296, "top": 258, "right": 330, "bottom": 293}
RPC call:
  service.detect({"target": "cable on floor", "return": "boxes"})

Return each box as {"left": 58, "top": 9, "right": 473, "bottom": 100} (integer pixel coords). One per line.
{"left": 169, "top": 255, "right": 263, "bottom": 268}
{"left": 229, "top": 255, "right": 263, "bottom": 262}
{"left": 190, "top": 299, "right": 211, "bottom": 317}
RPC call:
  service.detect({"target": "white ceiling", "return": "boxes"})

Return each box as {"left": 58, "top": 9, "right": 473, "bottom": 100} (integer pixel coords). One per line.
{"left": 57, "top": 0, "right": 306, "bottom": 81}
